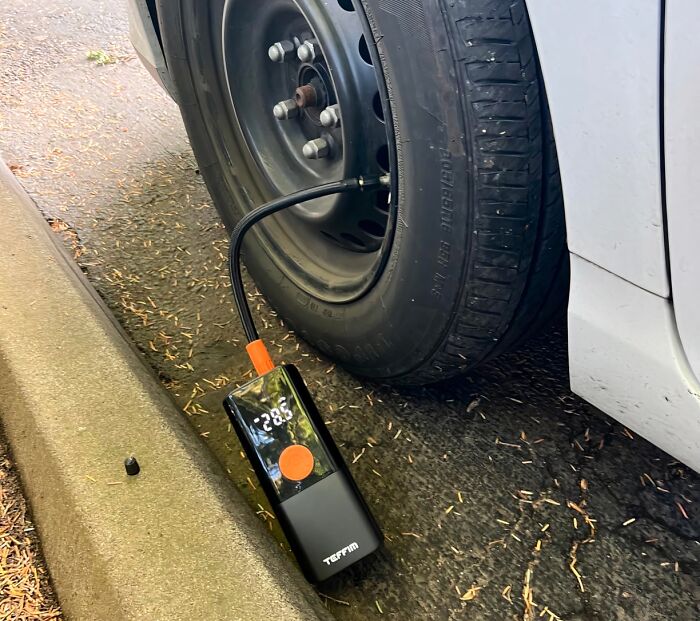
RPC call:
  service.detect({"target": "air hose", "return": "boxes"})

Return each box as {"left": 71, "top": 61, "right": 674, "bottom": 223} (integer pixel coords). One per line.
{"left": 228, "top": 175, "right": 389, "bottom": 374}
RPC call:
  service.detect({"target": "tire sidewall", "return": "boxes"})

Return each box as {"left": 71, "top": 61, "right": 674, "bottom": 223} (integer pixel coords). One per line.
{"left": 160, "top": 0, "right": 473, "bottom": 379}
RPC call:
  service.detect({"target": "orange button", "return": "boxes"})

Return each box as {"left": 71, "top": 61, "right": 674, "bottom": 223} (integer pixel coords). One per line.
{"left": 279, "top": 444, "right": 315, "bottom": 481}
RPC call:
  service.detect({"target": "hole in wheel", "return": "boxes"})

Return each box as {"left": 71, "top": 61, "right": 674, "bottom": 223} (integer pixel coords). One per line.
{"left": 340, "top": 232, "right": 367, "bottom": 249}
{"left": 358, "top": 35, "right": 372, "bottom": 65}
{"left": 375, "top": 189, "right": 390, "bottom": 213}
{"left": 337, "top": 0, "right": 355, "bottom": 11}
{"left": 321, "top": 231, "right": 340, "bottom": 244}
{"left": 372, "top": 92, "right": 384, "bottom": 121}
{"left": 359, "top": 219, "right": 386, "bottom": 238}
{"left": 376, "top": 144, "right": 390, "bottom": 172}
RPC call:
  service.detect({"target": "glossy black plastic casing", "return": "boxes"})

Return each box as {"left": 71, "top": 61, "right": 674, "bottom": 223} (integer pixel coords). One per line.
{"left": 223, "top": 364, "right": 382, "bottom": 582}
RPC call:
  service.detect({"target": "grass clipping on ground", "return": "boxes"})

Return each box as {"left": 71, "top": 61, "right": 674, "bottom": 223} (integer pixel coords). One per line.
{"left": 0, "top": 446, "right": 62, "bottom": 620}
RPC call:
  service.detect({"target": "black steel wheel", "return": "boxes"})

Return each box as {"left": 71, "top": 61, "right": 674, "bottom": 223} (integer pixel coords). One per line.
{"left": 158, "top": 0, "right": 567, "bottom": 384}
{"left": 219, "top": 0, "right": 397, "bottom": 302}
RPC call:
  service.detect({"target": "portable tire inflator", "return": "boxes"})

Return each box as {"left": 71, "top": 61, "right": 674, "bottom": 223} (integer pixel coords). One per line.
{"left": 223, "top": 177, "right": 387, "bottom": 583}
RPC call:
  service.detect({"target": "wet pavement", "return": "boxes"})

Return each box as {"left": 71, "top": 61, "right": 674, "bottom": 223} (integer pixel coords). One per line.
{"left": 1, "top": 1, "right": 698, "bottom": 619}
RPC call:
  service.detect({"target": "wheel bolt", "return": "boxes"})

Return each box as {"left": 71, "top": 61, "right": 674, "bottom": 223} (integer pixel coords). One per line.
{"left": 273, "top": 99, "right": 299, "bottom": 120}
{"left": 297, "top": 39, "right": 320, "bottom": 63}
{"left": 268, "top": 40, "right": 295, "bottom": 63}
{"left": 302, "top": 138, "right": 330, "bottom": 159}
{"left": 320, "top": 104, "right": 341, "bottom": 128}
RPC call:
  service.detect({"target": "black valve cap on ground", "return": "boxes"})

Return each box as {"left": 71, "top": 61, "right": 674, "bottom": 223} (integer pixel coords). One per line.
{"left": 124, "top": 456, "right": 140, "bottom": 476}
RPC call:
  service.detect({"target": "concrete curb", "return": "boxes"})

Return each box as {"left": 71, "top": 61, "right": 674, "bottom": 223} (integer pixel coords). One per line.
{"left": 0, "top": 162, "right": 330, "bottom": 621}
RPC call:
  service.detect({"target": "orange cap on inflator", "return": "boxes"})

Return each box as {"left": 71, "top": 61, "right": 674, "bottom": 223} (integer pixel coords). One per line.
{"left": 246, "top": 339, "right": 275, "bottom": 376}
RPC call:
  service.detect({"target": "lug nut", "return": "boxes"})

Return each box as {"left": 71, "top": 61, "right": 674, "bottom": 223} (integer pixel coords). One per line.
{"left": 302, "top": 138, "right": 330, "bottom": 159}
{"left": 297, "top": 39, "right": 320, "bottom": 63}
{"left": 320, "top": 104, "right": 341, "bottom": 128}
{"left": 273, "top": 99, "right": 299, "bottom": 120}
{"left": 268, "top": 40, "right": 296, "bottom": 63}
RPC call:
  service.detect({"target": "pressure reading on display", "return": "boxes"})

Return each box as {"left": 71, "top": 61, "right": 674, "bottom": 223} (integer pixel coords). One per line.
{"left": 252, "top": 396, "right": 293, "bottom": 431}
{"left": 225, "top": 366, "right": 336, "bottom": 500}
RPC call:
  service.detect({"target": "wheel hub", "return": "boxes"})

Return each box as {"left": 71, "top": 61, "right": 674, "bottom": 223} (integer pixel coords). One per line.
{"left": 293, "top": 64, "right": 333, "bottom": 127}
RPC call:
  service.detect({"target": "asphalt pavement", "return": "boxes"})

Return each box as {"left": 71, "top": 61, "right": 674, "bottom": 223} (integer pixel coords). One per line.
{"left": 1, "top": 1, "right": 698, "bottom": 619}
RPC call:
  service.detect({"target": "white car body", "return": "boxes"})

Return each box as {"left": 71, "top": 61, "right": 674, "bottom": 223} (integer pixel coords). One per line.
{"left": 527, "top": 0, "right": 700, "bottom": 471}
{"left": 129, "top": 0, "right": 700, "bottom": 471}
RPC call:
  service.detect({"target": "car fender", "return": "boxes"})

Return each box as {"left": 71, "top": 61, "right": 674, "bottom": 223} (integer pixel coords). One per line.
{"left": 128, "top": 0, "right": 176, "bottom": 99}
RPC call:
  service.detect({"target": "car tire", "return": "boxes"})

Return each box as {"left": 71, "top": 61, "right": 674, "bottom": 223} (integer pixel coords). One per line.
{"left": 157, "top": 0, "right": 567, "bottom": 384}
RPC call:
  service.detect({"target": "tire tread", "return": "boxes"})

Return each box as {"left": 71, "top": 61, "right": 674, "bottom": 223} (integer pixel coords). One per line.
{"left": 404, "top": 0, "right": 566, "bottom": 383}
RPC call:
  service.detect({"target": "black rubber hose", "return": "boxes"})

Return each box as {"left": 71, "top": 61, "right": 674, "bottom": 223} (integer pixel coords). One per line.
{"left": 228, "top": 177, "right": 385, "bottom": 343}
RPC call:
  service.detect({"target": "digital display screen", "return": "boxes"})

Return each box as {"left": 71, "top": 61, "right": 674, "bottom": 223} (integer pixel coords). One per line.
{"left": 227, "top": 367, "right": 336, "bottom": 501}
